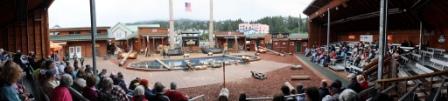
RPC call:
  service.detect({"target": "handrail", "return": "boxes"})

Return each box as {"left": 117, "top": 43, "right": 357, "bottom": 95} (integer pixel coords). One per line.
{"left": 377, "top": 70, "right": 448, "bottom": 83}
{"left": 362, "top": 57, "right": 392, "bottom": 75}
{"left": 69, "top": 87, "right": 90, "bottom": 101}
{"left": 432, "top": 79, "right": 447, "bottom": 101}
{"left": 398, "top": 83, "right": 421, "bottom": 101}
{"left": 189, "top": 94, "right": 205, "bottom": 101}
{"left": 381, "top": 84, "right": 396, "bottom": 94}
{"left": 358, "top": 86, "right": 377, "bottom": 97}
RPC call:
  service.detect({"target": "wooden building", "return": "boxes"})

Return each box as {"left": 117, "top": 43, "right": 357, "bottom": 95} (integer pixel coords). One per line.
{"left": 109, "top": 23, "right": 163, "bottom": 53}
{"left": 215, "top": 32, "right": 245, "bottom": 52}
{"left": 271, "top": 33, "right": 308, "bottom": 54}
{"left": 50, "top": 27, "right": 112, "bottom": 58}
{"left": 0, "top": 0, "right": 54, "bottom": 59}
{"left": 304, "top": 0, "right": 448, "bottom": 50}
{"left": 138, "top": 27, "right": 169, "bottom": 54}
{"left": 245, "top": 33, "right": 272, "bottom": 51}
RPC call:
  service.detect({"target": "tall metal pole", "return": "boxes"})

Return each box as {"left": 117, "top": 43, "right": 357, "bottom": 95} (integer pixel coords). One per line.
{"left": 209, "top": 0, "right": 215, "bottom": 48}
{"left": 89, "top": 0, "right": 97, "bottom": 72}
{"left": 419, "top": 21, "right": 423, "bottom": 50}
{"left": 169, "top": 0, "right": 176, "bottom": 49}
{"left": 326, "top": 8, "right": 330, "bottom": 52}
{"left": 378, "top": 0, "right": 388, "bottom": 80}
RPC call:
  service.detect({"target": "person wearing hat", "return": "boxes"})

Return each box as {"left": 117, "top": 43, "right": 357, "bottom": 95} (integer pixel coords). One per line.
{"left": 164, "top": 82, "right": 188, "bottom": 101}
{"left": 149, "top": 82, "right": 170, "bottom": 101}
{"left": 140, "top": 79, "right": 155, "bottom": 100}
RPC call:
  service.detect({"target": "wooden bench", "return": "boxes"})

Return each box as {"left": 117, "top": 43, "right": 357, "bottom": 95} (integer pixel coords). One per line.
{"left": 412, "top": 53, "right": 422, "bottom": 60}
{"left": 430, "top": 58, "right": 448, "bottom": 71}
{"left": 427, "top": 48, "right": 445, "bottom": 54}
{"left": 400, "top": 55, "right": 409, "bottom": 64}
{"left": 421, "top": 50, "right": 434, "bottom": 58}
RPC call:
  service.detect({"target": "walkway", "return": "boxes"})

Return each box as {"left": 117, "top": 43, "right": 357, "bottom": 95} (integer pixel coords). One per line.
{"left": 295, "top": 54, "right": 350, "bottom": 86}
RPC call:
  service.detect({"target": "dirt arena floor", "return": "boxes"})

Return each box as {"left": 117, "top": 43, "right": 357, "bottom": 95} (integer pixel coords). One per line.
{"left": 80, "top": 52, "right": 325, "bottom": 100}
{"left": 178, "top": 53, "right": 324, "bottom": 100}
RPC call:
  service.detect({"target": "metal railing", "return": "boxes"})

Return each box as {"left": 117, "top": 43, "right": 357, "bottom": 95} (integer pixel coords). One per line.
{"left": 245, "top": 93, "right": 305, "bottom": 101}
{"left": 398, "top": 83, "right": 421, "bottom": 101}
{"left": 432, "top": 79, "right": 447, "bottom": 101}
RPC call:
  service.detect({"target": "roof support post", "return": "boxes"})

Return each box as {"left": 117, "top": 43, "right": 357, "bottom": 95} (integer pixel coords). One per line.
{"left": 419, "top": 21, "right": 423, "bottom": 50}
{"left": 89, "top": 0, "right": 98, "bottom": 73}
{"left": 378, "top": 0, "right": 388, "bottom": 81}
{"left": 326, "top": 8, "right": 331, "bottom": 53}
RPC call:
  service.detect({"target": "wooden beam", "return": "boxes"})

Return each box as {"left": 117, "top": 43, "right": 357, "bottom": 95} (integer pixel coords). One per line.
{"left": 377, "top": 70, "right": 448, "bottom": 83}
{"left": 309, "top": 0, "right": 347, "bottom": 20}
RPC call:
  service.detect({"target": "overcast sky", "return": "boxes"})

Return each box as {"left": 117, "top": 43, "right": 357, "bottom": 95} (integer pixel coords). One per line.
{"left": 49, "top": 0, "right": 313, "bottom": 27}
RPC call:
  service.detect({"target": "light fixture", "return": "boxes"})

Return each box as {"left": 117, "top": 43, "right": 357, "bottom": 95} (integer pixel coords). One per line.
{"left": 438, "top": 35, "right": 445, "bottom": 43}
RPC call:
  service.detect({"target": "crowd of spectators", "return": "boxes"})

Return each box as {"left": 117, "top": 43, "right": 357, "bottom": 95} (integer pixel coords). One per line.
{"left": 267, "top": 75, "right": 387, "bottom": 101}
{"left": 305, "top": 42, "right": 379, "bottom": 69}
{"left": 0, "top": 48, "right": 190, "bottom": 101}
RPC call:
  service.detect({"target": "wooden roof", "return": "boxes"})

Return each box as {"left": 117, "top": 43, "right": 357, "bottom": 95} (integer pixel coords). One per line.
{"left": 0, "top": 0, "right": 54, "bottom": 28}
{"left": 303, "top": 0, "right": 448, "bottom": 32}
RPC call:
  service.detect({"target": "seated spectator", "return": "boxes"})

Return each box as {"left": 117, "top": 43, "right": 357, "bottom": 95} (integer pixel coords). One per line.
{"left": 140, "top": 79, "right": 155, "bottom": 99}
{"left": 129, "top": 77, "right": 141, "bottom": 90}
{"left": 149, "top": 82, "right": 170, "bottom": 101}
{"left": 64, "top": 65, "right": 76, "bottom": 79}
{"left": 98, "top": 77, "right": 129, "bottom": 101}
{"left": 356, "top": 75, "right": 368, "bottom": 90}
{"left": 42, "top": 70, "right": 59, "bottom": 97}
{"left": 305, "top": 87, "right": 320, "bottom": 101}
{"left": 51, "top": 74, "right": 74, "bottom": 101}
{"left": 347, "top": 75, "right": 362, "bottom": 93}
{"left": 296, "top": 83, "right": 305, "bottom": 94}
{"left": 82, "top": 73, "right": 98, "bottom": 101}
{"left": 295, "top": 83, "right": 306, "bottom": 101}
{"left": 319, "top": 80, "right": 330, "bottom": 99}
{"left": 73, "top": 78, "right": 86, "bottom": 92}
{"left": 165, "top": 82, "right": 188, "bottom": 101}
{"left": 132, "top": 86, "right": 148, "bottom": 101}
{"left": 0, "top": 61, "right": 24, "bottom": 101}
{"left": 116, "top": 72, "right": 128, "bottom": 92}
{"left": 338, "top": 89, "right": 358, "bottom": 101}
{"left": 322, "top": 80, "right": 343, "bottom": 101}
{"left": 273, "top": 85, "right": 295, "bottom": 101}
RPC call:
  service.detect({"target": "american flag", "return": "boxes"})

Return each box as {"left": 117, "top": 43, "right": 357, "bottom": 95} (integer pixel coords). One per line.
{"left": 185, "top": 2, "right": 192, "bottom": 12}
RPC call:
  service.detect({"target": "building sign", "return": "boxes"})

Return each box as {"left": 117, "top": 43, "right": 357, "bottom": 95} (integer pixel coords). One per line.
{"left": 360, "top": 35, "right": 373, "bottom": 42}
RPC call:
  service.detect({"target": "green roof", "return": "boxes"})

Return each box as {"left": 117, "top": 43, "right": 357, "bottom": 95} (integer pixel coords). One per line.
{"left": 289, "top": 33, "right": 309, "bottom": 40}
{"left": 50, "top": 34, "right": 111, "bottom": 41}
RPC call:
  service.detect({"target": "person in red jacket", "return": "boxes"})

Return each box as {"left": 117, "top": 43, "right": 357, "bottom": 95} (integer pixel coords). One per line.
{"left": 164, "top": 82, "right": 188, "bottom": 101}
{"left": 51, "top": 74, "right": 73, "bottom": 101}
{"left": 357, "top": 75, "right": 369, "bottom": 90}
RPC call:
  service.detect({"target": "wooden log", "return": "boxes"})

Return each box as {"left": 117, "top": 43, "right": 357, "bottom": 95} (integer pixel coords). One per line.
{"left": 284, "top": 82, "right": 295, "bottom": 90}
{"left": 291, "top": 75, "right": 311, "bottom": 80}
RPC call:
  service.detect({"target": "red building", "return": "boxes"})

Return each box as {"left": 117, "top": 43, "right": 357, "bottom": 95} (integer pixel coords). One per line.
{"left": 272, "top": 33, "right": 308, "bottom": 54}
{"left": 215, "top": 32, "right": 245, "bottom": 52}
{"left": 50, "top": 27, "right": 112, "bottom": 58}
{"left": 245, "top": 33, "right": 272, "bottom": 51}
